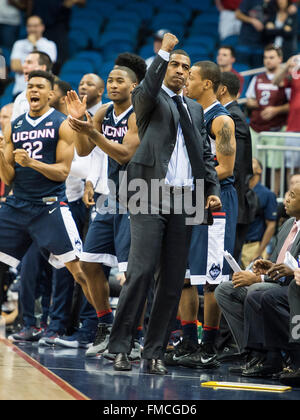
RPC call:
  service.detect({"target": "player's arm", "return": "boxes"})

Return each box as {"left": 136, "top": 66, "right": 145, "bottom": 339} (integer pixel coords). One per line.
{"left": 13, "top": 121, "right": 74, "bottom": 182}
{"left": 0, "top": 123, "right": 15, "bottom": 185}
{"left": 68, "top": 112, "right": 140, "bottom": 165}
{"left": 212, "top": 115, "right": 236, "bottom": 181}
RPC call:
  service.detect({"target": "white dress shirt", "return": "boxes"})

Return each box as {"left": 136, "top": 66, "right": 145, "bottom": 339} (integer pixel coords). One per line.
{"left": 158, "top": 50, "right": 193, "bottom": 187}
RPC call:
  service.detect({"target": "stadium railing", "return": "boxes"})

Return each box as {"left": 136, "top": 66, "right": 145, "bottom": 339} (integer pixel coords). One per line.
{"left": 256, "top": 132, "right": 300, "bottom": 199}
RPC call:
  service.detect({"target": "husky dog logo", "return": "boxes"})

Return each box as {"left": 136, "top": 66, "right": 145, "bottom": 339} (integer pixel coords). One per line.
{"left": 209, "top": 263, "right": 221, "bottom": 280}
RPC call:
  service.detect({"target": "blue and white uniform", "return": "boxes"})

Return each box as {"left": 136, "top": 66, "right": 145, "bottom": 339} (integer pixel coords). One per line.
{"left": 0, "top": 108, "right": 82, "bottom": 269}
{"left": 80, "top": 104, "right": 133, "bottom": 272}
{"left": 188, "top": 101, "right": 238, "bottom": 285}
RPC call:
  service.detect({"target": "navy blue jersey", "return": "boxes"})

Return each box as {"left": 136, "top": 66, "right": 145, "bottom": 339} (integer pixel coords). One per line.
{"left": 11, "top": 108, "right": 67, "bottom": 202}
{"left": 101, "top": 104, "right": 133, "bottom": 195}
{"left": 204, "top": 101, "right": 235, "bottom": 186}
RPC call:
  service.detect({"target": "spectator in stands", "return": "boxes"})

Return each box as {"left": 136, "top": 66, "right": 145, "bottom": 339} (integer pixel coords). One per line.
{"left": 0, "top": 0, "right": 22, "bottom": 49}
{"left": 246, "top": 45, "right": 289, "bottom": 196}
{"left": 236, "top": 0, "right": 266, "bottom": 67}
{"left": 24, "top": 0, "right": 86, "bottom": 73}
{"left": 264, "top": 0, "right": 298, "bottom": 61}
{"left": 273, "top": 53, "right": 300, "bottom": 178}
{"left": 11, "top": 50, "right": 53, "bottom": 121}
{"left": 145, "top": 29, "right": 170, "bottom": 68}
{"left": 240, "top": 158, "right": 278, "bottom": 269}
{"left": 10, "top": 15, "right": 57, "bottom": 97}
{"left": 217, "top": 45, "right": 245, "bottom": 95}
{"left": 215, "top": 0, "right": 242, "bottom": 40}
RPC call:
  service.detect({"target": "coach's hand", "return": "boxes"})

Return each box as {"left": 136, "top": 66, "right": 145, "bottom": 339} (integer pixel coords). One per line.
{"left": 13, "top": 149, "right": 31, "bottom": 167}
{"left": 66, "top": 90, "right": 87, "bottom": 120}
{"left": 206, "top": 195, "right": 222, "bottom": 212}
{"left": 161, "top": 33, "right": 179, "bottom": 53}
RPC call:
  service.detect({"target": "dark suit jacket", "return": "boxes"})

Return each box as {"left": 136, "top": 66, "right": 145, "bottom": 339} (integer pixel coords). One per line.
{"left": 226, "top": 101, "right": 253, "bottom": 224}
{"left": 120, "top": 54, "right": 220, "bottom": 208}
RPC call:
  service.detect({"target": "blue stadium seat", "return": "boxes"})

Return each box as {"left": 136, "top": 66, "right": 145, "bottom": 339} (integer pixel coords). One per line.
{"left": 189, "top": 24, "right": 220, "bottom": 38}
{"left": 138, "top": 43, "right": 154, "bottom": 59}
{"left": 159, "top": 4, "right": 192, "bottom": 21}
{"left": 59, "top": 73, "right": 83, "bottom": 90}
{"left": 182, "top": 0, "right": 214, "bottom": 12}
{"left": 74, "top": 51, "right": 103, "bottom": 72}
{"left": 184, "top": 35, "right": 216, "bottom": 53}
{"left": 60, "top": 59, "right": 94, "bottom": 75}
{"left": 193, "top": 13, "right": 220, "bottom": 26}
{"left": 68, "top": 29, "right": 89, "bottom": 56}
{"left": 97, "top": 60, "right": 116, "bottom": 81}
{"left": 221, "top": 35, "right": 239, "bottom": 47}
{"left": 122, "top": 2, "right": 155, "bottom": 22}
{"left": 182, "top": 45, "right": 211, "bottom": 57}
{"left": 105, "top": 21, "right": 140, "bottom": 38}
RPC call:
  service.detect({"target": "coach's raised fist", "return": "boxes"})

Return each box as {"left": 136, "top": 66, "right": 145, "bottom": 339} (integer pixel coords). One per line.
{"left": 161, "top": 33, "right": 179, "bottom": 53}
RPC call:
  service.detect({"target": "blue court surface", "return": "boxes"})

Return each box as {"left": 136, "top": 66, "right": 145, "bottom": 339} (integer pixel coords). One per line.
{"left": 15, "top": 342, "right": 300, "bottom": 401}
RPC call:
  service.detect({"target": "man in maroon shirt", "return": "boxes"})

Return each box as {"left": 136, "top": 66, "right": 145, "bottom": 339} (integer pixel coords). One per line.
{"left": 246, "top": 44, "right": 289, "bottom": 195}
{"left": 217, "top": 45, "right": 245, "bottom": 95}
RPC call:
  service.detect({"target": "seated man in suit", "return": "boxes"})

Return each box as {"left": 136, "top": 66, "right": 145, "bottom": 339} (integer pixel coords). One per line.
{"left": 280, "top": 269, "right": 300, "bottom": 387}
{"left": 215, "top": 181, "right": 300, "bottom": 374}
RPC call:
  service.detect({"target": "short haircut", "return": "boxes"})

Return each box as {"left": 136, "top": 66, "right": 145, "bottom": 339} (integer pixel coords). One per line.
{"left": 194, "top": 61, "right": 221, "bottom": 93}
{"left": 220, "top": 71, "right": 240, "bottom": 98}
{"left": 115, "top": 52, "right": 147, "bottom": 83}
{"left": 30, "top": 50, "right": 53, "bottom": 71}
{"left": 28, "top": 70, "right": 55, "bottom": 88}
{"left": 219, "top": 45, "right": 236, "bottom": 58}
{"left": 54, "top": 79, "right": 72, "bottom": 96}
{"left": 264, "top": 44, "right": 283, "bottom": 58}
{"left": 111, "top": 66, "right": 137, "bottom": 83}
{"left": 170, "top": 49, "right": 190, "bottom": 61}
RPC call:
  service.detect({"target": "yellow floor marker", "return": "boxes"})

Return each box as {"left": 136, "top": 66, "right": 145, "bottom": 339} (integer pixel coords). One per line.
{"left": 201, "top": 381, "right": 292, "bottom": 393}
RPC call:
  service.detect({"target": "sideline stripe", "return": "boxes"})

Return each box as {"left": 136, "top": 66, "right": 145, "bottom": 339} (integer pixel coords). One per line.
{"left": 0, "top": 338, "right": 89, "bottom": 400}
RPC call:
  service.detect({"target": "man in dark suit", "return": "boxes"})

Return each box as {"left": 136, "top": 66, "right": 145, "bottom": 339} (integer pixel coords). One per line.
{"left": 108, "top": 33, "right": 222, "bottom": 375}
{"left": 217, "top": 71, "right": 254, "bottom": 262}
{"left": 215, "top": 181, "right": 300, "bottom": 375}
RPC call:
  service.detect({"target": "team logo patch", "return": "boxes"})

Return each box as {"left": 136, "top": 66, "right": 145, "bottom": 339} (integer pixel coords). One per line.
{"left": 75, "top": 238, "right": 82, "bottom": 253}
{"left": 209, "top": 263, "right": 221, "bottom": 280}
{"left": 14, "top": 120, "right": 23, "bottom": 129}
{"left": 45, "top": 121, "right": 53, "bottom": 126}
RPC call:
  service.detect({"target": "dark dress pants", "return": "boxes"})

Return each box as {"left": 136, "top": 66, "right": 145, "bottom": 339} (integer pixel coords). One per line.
{"left": 108, "top": 210, "right": 192, "bottom": 360}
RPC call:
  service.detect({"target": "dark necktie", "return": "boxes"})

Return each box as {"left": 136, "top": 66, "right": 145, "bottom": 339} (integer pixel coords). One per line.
{"left": 172, "top": 95, "right": 203, "bottom": 180}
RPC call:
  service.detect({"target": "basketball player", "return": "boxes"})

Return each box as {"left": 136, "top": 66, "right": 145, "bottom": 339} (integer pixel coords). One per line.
{"left": 0, "top": 70, "right": 93, "bottom": 311}
{"left": 166, "top": 61, "right": 237, "bottom": 368}
{"left": 66, "top": 57, "right": 146, "bottom": 358}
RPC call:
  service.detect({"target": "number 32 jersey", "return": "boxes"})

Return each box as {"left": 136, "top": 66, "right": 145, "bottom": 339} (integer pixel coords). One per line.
{"left": 11, "top": 108, "right": 67, "bottom": 203}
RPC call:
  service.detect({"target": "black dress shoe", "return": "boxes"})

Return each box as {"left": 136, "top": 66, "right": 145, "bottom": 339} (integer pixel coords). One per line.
{"left": 114, "top": 353, "right": 132, "bottom": 371}
{"left": 147, "top": 359, "right": 168, "bottom": 375}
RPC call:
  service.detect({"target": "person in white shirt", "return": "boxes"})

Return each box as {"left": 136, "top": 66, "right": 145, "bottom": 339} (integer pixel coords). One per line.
{"left": 11, "top": 50, "right": 53, "bottom": 121}
{"left": 10, "top": 15, "right": 57, "bottom": 97}
{"left": 0, "top": 0, "right": 22, "bottom": 49}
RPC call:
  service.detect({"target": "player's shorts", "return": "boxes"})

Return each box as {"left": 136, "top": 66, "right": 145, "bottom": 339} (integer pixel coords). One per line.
{"left": 0, "top": 196, "right": 82, "bottom": 269}
{"left": 80, "top": 210, "right": 131, "bottom": 273}
{"left": 186, "top": 184, "right": 238, "bottom": 285}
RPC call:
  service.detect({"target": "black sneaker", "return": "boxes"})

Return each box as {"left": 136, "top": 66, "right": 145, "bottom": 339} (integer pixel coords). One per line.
{"left": 242, "top": 361, "right": 283, "bottom": 378}
{"left": 229, "top": 353, "right": 266, "bottom": 375}
{"left": 280, "top": 367, "right": 300, "bottom": 387}
{"left": 164, "top": 339, "right": 198, "bottom": 366}
{"left": 179, "top": 344, "right": 220, "bottom": 369}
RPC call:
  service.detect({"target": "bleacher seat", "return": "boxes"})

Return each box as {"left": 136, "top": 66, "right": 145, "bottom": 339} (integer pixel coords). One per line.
{"left": 60, "top": 59, "right": 94, "bottom": 76}
{"left": 74, "top": 51, "right": 103, "bottom": 72}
